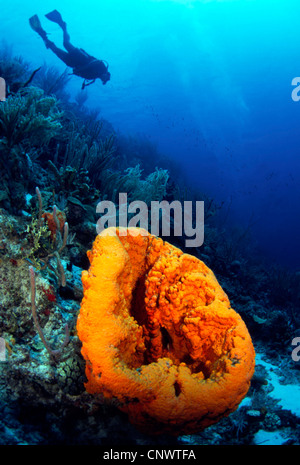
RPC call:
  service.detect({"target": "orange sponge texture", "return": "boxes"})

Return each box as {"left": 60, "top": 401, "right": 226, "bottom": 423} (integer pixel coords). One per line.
{"left": 77, "top": 227, "right": 255, "bottom": 435}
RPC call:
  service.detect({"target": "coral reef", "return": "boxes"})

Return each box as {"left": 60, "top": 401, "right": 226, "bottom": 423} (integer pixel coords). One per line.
{"left": 0, "top": 45, "right": 299, "bottom": 446}
{"left": 77, "top": 227, "right": 255, "bottom": 435}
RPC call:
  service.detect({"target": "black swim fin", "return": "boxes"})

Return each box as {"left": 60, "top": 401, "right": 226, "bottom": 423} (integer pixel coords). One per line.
{"left": 29, "top": 15, "right": 48, "bottom": 40}
{"left": 45, "top": 10, "right": 65, "bottom": 28}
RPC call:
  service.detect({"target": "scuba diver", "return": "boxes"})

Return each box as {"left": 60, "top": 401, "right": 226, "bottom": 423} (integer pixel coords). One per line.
{"left": 29, "top": 10, "right": 111, "bottom": 89}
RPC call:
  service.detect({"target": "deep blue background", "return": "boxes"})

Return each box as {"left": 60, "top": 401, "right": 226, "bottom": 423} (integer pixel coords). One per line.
{"left": 2, "top": 0, "right": 300, "bottom": 268}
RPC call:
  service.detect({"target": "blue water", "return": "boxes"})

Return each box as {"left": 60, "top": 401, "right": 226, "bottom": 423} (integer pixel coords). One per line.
{"left": 2, "top": 0, "right": 300, "bottom": 268}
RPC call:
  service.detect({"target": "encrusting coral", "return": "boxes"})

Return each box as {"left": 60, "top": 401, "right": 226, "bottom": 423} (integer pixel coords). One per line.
{"left": 77, "top": 227, "right": 255, "bottom": 435}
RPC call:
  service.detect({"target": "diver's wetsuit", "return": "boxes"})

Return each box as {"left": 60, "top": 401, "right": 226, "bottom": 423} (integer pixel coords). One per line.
{"left": 45, "top": 25, "right": 108, "bottom": 82}
{"left": 29, "top": 11, "right": 110, "bottom": 88}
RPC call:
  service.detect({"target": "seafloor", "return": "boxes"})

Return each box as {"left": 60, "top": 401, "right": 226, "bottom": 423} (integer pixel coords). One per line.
{"left": 0, "top": 48, "right": 300, "bottom": 446}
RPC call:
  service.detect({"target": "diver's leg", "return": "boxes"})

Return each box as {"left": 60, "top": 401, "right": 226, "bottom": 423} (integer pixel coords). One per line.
{"left": 29, "top": 15, "right": 48, "bottom": 41}
{"left": 61, "top": 23, "right": 78, "bottom": 53}
{"left": 45, "top": 10, "right": 76, "bottom": 53}
{"left": 44, "top": 39, "right": 72, "bottom": 66}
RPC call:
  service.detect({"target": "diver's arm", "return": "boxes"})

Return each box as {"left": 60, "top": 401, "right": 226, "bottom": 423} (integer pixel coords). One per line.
{"left": 82, "top": 79, "right": 96, "bottom": 89}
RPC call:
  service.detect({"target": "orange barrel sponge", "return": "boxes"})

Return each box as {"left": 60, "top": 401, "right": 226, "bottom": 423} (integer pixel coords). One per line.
{"left": 77, "top": 227, "right": 255, "bottom": 435}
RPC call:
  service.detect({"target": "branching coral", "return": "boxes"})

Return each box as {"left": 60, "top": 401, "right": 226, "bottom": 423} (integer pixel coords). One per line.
{"left": 25, "top": 187, "right": 68, "bottom": 287}
{"left": 53, "top": 117, "right": 116, "bottom": 178}
{"left": 99, "top": 164, "right": 169, "bottom": 204}
{"left": 0, "top": 86, "right": 62, "bottom": 149}
{"left": 0, "top": 85, "right": 62, "bottom": 211}
{"left": 29, "top": 265, "right": 70, "bottom": 362}
{"left": 32, "top": 65, "right": 71, "bottom": 100}
{"left": 77, "top": 227, "right": 255, "bottom": 435}
{"left": 0, "top": 42, "right": 32, "bottom": 90}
